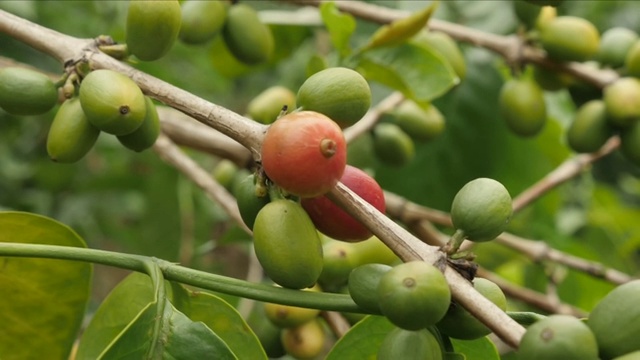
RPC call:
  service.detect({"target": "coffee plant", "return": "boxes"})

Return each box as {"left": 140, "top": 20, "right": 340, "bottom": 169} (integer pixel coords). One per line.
{"left": 1, "top": 1, "right": 639, "bottom": 359}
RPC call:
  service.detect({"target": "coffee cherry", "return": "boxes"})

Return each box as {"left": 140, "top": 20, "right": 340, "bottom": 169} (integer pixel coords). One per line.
{"left": 499, "top": 78, "right": 547, "bottom": 137}
{"left": 179, "top": 0, "right": 226, "bottom": 45}
{"left": 297, "top": 67, "right": 371, "bottom": 128}
{"left": 597, "top": 27, "right": 639, "bottom": 68}
{"left": 539, "top": 16, "right": 600, "bottom": 62}
{"left": 222, "top": 4, "right": 274, "bottom": 65}
{"left": 625, "top": 40, "right": 640, "bottom": 77}
{"left": 348, "top": 263, "right": 392, "bottom": 314}
{"left": 377, "top": 261, "right": 451, "bottom": 330}
{"left": 117, "top": 96, "right": 160, "bottom": 152}
{"left": 301, "top": 165, "right": 385, "bottom": 242}
{"left": 253, "top": 200, "right": 323, "bottom": 289}
{"left": 377, "top": 327, "right": 443, "bottom": 360}
{"left": 603, "top": 77, "right": 640, "bottom": 128}
{"left": 519, "top": 315, "right": 599, "bottom": 360}
{"left": 79, "top": 69, "right": 146, "bottom": 136}
{"left": 126, "top": 0, "right": 181, "bottom": 61}
{"left": 587, "top": 280, "right": 640, "bottom": 359}
{"left": 451, "top": 178, "right": 513, "bottom": 242}
{"left": 261, "top": 111, "right": 346, "bottom": 198}
{"left": 0, "top": 67, "right": 58, "bottom": 116}
{"left": 567, "top": 100, "right": 614, "bottom": 153}
{"left": 281, "top": 319, "right": 326, "bottom": 360}
{"left": 372, "top": 123, "right": 415, "bottom": 167}
{"left": 264, "top": 285, "right": 321, "bottom": 328}
{"left": 47, "top": 98, "right": 100, "bottom": 163}
{"left": 247, "top": 86, "right": 296, "bottom": 125}
{"left": 412, "top": 30, "right": 466, "bottom": 80}
{"left": 392, "top": 100, "right": 446, "bottom": 142}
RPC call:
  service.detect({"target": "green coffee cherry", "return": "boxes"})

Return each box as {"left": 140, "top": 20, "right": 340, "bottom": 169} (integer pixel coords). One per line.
{"left": 0, "top": 67, "right": 58, "bottom": 116}
{"left": 222, "top": 4, "right": 274, "bottom": 65}
{"left": 567, "top": 100, "right": 613, "bottom": 153}
{"left": 347, "top": 263, "right": 392, "bottom": 314}
{"left": 179, "top": 0, "right": 226, "bottom": 45}
{"left": 451, "top": 178, "right": 513, "bottom": 242}
{"left": 47, "top": 98, "right": 100, "bottom": 163}
{"left": 603, "top": 77, "right": 640, "bottom": 128}
{"left": 587, "top": 280, "right": 640, "bottom": 359}
{"left": 391, "top": 100, "right": 445, "bottom": 142}
{"left": 297, "top": 67, "right": 371, "bottom": 128}
{"left": 499, "top": 78, "right": 547, "bottom": 137}
{"left": 519, "top": 315, "right": 599, "bottom": 360}
{"left": 126, "top": 0, "right": 182, "bottom": 61}
{"left": 625, "top": 40, "right": 640, "bottom": 77}
{"left": 597, "top": 27, "right": 639, "bottom": 68}
{"left": 117, "top": 97, "right": 160, "bottom": 152}
{"left": 253, "top": 200, "right": 323, "bottom": 289}
{"left": 377, "top": 261, "right": 451, "bottom": 330}
{"left": 79, "top": 69, "right": 146, "bottom": 136}
{"left": 539, "top": 16, "right": 600, "bottom": 62}
{"left": 247, "top": 86, "right": 296, "bottom": 124}
{"left": 377, "top": 327, "right": 443, "bottom": 360}
{"left": 372, "top": 123, "right": 415, "bottom": 167}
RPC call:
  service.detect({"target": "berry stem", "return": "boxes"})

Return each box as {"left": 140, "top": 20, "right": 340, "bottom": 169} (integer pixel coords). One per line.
{"left": 442, "top": 228, "right": 466, "bottom": 255}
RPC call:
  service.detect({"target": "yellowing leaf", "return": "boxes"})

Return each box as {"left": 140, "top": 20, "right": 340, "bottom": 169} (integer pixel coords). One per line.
{"left": 362, "top": 4, "right": 437, "bottom": 51}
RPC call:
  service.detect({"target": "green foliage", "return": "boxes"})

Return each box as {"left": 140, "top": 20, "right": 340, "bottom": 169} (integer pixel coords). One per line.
{"left": 0, "top": 212, "right": 91, "bottom": 360}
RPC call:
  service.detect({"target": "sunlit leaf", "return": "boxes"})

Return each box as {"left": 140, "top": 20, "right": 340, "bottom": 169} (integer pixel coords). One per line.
{"left": 358, "top": 42, "right": 458, "bottom": 104}
{"left": 326, "top": 315, "right": 395, "bottom": 359}
{"left": 320, "top": 1, "right": 356, "bottom": 57}
{"left": 0, "top": 212, "right": 92, "bottom": 360}
{"left": 361, "top": 4, "right": 436, "bottom": 51}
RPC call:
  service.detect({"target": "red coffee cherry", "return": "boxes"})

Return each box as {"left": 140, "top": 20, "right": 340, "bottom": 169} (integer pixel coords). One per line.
{"left": 301, "top": 165, "right": 385, "bottom": 242}
{"left": 261, "top": 111, "right": 347, "bottom": 198}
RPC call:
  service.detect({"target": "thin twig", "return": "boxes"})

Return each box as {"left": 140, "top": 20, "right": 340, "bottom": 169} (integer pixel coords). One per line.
{"left": 512, "top": 136, "right": 620, "bottom": 212}
{"left": 343, "top": 92, "right": 404, "bottom": 143}
{"left": 157, "top": 106, "right": 253, "bottom": 167}
{"left": 153, "top": 133, "right": 251, "bottom": 235}
{"left": 320, "top": 311, "right": 351, "bottom": 339}
{"left": 476, "top": 269, "right": 587, "bottom": 318}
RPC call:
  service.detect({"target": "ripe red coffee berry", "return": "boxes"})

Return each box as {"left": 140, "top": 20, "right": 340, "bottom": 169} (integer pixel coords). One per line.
{"left": 302, "top": 165, "right": 385, "bottom": 241}
{"left": 261, "top": 111, "right": 347, "bottom": 198}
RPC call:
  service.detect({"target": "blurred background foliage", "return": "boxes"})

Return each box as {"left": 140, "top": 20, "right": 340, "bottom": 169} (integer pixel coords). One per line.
{"left": 0, "top": 0, "right": 639, "bottom": 314}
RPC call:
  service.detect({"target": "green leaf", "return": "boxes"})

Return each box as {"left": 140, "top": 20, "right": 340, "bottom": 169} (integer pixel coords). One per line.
{"left": 100, "top": 299, "right": 237, "bottom": 360}
{"left": 0, "top": 211, "right": 92, "bottom": 360}
{"left": 450, "top": 337, "right": 500, "bottom": 360}
{"left": 320, "top": 1, "right": 356, "bottom": 57}
{"left": 357, "top": 42, "right": 457, "bottom": 104}
{"left": 361, "top": 4, "right": 436, "bottom": 51}
{"left": 326, "top": 315, "right": 395, "bottom": 359}
{"left": 172, "top": 284, "right": 267, "bottom": 360}
{"left": 76, "top": 272, "right": 156, "bottom": 360}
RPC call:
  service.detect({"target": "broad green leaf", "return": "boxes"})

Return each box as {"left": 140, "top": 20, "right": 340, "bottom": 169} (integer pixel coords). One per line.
{"left": 450, "top": 337, "right": 500, "bottom": 360}
{"left": 361, "top": 4, "right": 436, "bottom": 51}
{"left": 358, "top": 42, "right": 457, "bottom": 104}
{"left": 100, "top": 299, "right": 237, "bottom": 360}
{"left": 0, "top": 211, "right": 92, "bottom": 360}
{"left": 445, "top": 352, "right": 466, "bottom": 360}
{"left": 172, "top": 284, "right": 267, "bottom": 360}
{"left": 320, "top": 1, "right": 356, "bottom": 57}
{"left": 76, "top": 272, "right": 156, "bottom": 360}
{"left": 326, "top": 315, "right": 395, "bottom": 360}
